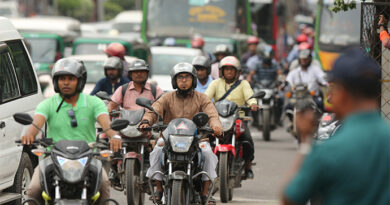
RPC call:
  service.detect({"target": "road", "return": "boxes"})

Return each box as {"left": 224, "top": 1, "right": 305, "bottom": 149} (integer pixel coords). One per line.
{"left": 110, "top": 124, "right": 298, "bottom": 205}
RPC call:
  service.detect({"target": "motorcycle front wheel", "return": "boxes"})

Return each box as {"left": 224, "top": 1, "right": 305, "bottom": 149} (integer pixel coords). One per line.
{"left": 171, "top": 179, "right": 186, "bottom": 205}
{"left": 219, "top": 152, "right": 232, "bottom": 203}
{"left": 125, "top": 159, "right": 144, "bottom": 205}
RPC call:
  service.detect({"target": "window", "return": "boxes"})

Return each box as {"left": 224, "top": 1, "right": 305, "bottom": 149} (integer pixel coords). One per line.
{"left": 0, "top": 52, "right": 20, "bottom": 102}
{"left": 7, "top": 40, "right": 38, "bottom": 95}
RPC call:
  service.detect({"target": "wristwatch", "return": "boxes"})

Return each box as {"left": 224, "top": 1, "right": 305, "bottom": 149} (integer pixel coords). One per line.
{"left": 112, "top": 135, "right": 122, "bottom": 140}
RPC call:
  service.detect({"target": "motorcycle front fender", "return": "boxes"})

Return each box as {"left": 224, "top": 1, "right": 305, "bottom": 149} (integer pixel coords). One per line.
{"left": 124, "top": 151, "right": 142, "bottom": 162}
{"left": 169, "top": 170, "right": 188, "bottom": 180}
{"left": 213, "top": 144, "right": 236, "bottom": 157}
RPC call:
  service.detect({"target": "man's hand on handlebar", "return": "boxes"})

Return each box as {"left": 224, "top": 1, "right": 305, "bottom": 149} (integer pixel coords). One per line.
{"left": 21, "top": 134, "right": 35, "bottom": 145}
{"left": 250, "top": 104, "right": 259, "bottom": 111}
{"left": 109, "top": 138, "right": 122, "bottom": 152}
{"left": 213, "top": 126, "right": 223, "bottom": 138}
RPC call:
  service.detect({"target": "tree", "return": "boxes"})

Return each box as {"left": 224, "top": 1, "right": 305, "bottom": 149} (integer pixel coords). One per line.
{"left": 331, "top": 0, "right": 389, "bottom": 12}
{"left": 58, "top": 0, "right": 93, "bottom": 22}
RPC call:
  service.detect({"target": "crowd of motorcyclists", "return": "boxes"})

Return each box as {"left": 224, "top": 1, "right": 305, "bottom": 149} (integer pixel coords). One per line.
{"left": 18, "top": 28, "right": 335, "bottom": 205}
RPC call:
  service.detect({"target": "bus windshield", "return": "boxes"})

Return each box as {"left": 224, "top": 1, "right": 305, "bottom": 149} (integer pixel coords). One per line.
{"left": 318, "top": 5, "right": 360, "bottom": 49}
{"left": 146, "top": 0, "right": 248, "bottom": 38}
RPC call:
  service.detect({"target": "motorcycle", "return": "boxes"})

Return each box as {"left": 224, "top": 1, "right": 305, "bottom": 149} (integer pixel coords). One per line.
{"left": 285, "top": 83, "right": 321, "bottom": 143}
{"left": 13, "top": 113, "right": 128, "bottom": 205}
{"left": 315, "top": 112, "right": 340, "bottom": 143}
{"left": 213, "top": 91, "right": 265, "bottom": 203}
{"left": 253, "top": 79, "right": 280, "bottom": 141}
{"left": 96, "top": 91, "right": 152, "bottom": 205}
{"left": 136, "top": 98, "right": 214, "bottom": 205}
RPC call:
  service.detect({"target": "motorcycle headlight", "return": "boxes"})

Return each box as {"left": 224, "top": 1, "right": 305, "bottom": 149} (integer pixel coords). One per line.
{"left": 169, "top": 135, "right": 194, "bottom": 153}
{"left": 57, "top": 156, "right": 88, "bottom": 183}
{"left": 219, "top": 115, "right": 236, "bottom": 132}
{"left": 120, "top": 125, "right": 142, "bottom": 137}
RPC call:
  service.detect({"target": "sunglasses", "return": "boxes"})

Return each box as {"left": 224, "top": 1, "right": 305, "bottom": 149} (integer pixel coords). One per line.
{"left": 67, "top": 109, "right": 78, "bottom": 128}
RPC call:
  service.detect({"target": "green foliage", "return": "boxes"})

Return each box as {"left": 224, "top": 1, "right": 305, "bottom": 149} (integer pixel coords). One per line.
{"left": 104, "top": 1, "right": 124, "bottom": 20}
{"left": 58, "top": 0, "right": 93, "bottom": 22}
{"left": 329, "top": 0, "right": 371, "bottom": 13}
{"left": 108, "top": 0, "right": 136, "bottom": 10}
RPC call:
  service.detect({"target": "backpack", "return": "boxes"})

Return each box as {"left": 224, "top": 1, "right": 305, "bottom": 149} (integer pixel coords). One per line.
{"left": 121, "top": 82, "right": 157, "bottom": 100}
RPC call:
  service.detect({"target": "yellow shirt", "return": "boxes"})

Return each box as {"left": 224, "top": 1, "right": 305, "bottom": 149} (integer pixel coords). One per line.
{"left": 205, "top": 78, "right": 257, "bottom": 106}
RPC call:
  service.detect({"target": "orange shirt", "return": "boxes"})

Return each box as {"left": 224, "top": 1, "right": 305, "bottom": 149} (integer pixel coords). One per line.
{"left": 380, "top": 30, "right": 390, "bottom": 49}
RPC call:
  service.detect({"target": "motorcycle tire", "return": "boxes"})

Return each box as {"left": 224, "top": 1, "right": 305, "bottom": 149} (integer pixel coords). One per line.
{"left": 219, "top": 152, "right": 231, "bottom": 203}
{"left": 262, "top": 110, "right": 271, "bottom": 141}
{"left": 171, "top": 179, "right": 186, "bottom": 205}
{"left": 125, "top": 159, "right": 144, "bottom": 205}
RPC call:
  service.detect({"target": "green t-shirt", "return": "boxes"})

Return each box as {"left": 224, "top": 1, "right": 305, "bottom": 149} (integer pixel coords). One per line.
{"left": 35, "top": 93, "right": 108, "bottom": 143}
{"left": 285, "top": 111, "right": 390, "bottom": 205}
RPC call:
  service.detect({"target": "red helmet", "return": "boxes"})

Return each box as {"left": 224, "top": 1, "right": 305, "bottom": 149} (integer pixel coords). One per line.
{"left": 247, "top": 36, "right": 259, "bottom": 45}
{"left": 296, "top": 34, "right": 308, "bottom": 44}
{"left": 191, "top": 37, "right": 205, "bottom": 48}
{"left": 298, "top": 42, "right": 311, "bottom": 50}
{"left": 104, "top": 42, "right": 125, "bottom": 59}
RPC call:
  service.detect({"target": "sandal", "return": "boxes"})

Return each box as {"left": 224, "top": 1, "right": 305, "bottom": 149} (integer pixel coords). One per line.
{"left": 149, "top": 191, "right": 163, "bottom": 203}
{"left": 201, "top": 195, "right": 217, "bottom": 205}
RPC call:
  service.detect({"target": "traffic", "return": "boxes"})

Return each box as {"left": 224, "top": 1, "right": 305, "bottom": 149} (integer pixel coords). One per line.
{"left": 0, "top": 0, "right": 389, "bottom": 205}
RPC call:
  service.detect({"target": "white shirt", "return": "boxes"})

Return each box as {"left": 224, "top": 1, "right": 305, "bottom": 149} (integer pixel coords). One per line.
{"left": 286, "top": 64, "right": 328, "bottom": 94}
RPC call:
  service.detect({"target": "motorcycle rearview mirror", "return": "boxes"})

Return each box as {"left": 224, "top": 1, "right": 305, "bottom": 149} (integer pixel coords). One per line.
{"left": 13, "top": 113, "right": 33, "bottom": 125}
{"left": 95, "top": 91, "right": 112, "bottom": 101}
{"left": 110, "top": 119, "right": 129, "bottom": 131}
{"left": 192, "top": 112, "right": 209, "bottom": 128}
{"left": 136, "top": 97, "right": 153, "bottom": 110}
{"left": 250, "top": 91, "right": 266, "bottom": 99}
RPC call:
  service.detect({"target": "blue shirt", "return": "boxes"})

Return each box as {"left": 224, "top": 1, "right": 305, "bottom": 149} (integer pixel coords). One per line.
{"left": 285, "top": 111, "right": 390, "bottom": 205}
{"left": 90, "top": 77, "right": 130, "bottom": 96}
{"left": 195, "top": 76, "right": 213, "bottom": 93}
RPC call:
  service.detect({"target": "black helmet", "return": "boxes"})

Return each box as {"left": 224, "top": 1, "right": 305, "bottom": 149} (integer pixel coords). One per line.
{"left": 192, "top": 56, "right": 211, "bottom": 75}
{"left": 104, "top": 56, "right": 123, "bottom": 78}
{"left": 171, "top": 62, "right": 197, "bottom": 89}
{"left": 128, "top": 59, "right": 149, "bottom": 73}
{"left": 52, "top": 58, "right": 87, "bottom": 93}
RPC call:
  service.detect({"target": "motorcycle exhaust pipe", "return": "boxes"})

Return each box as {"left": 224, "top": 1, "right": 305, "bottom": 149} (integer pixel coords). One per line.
{"left": 148, "top": 171, "right": 165, "bottom": 205}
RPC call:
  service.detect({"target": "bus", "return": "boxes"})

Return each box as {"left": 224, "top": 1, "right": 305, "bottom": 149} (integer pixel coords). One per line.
{"left": 314, "top": 0, "right": 361, "bottom": 71}
{"left": 141, "top": 0, "right": 253, "bottom": 46}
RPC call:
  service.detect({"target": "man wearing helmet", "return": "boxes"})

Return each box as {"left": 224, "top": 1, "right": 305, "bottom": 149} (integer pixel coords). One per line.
{"left": 241, "top": 36, "right": 260, "bottom": 64}
{"left": 286, "top": 33, "right": 310, "bottom": 64}
{"left": 210, "top": 44, "right": 231, "bottom": 79}
{"left": 108, "top": 59, "right": 163, "bottom": 112}
{"left": 104, "top": 42, "right": 129, "bottom": 77}
{"left": 193, "top": 56, "right": 213, "bottom": 93}
{"left": 205, "top": 56, "right": 258, "bottom": 179}
{"left": 91, "top": 56, "right": 130, "bottom": 96}
{"left": 21, "top": 58, "right": 122, "bottom": 205}
{"left": 139, "top": 62, "right": 223, "bottom": 204}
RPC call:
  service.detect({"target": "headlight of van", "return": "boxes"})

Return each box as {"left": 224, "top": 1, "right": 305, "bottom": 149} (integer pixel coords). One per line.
{"left": 169, "top": 135, "right": 193, "bottom": 153}
{"left": 57, "top": 156, "right": 88, "bottom": 183}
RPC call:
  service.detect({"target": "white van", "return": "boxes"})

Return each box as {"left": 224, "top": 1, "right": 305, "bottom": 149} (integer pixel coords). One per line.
{"left": 112, "top": 10, "right": 142, "bottom": 34}
{"left": 0, "top": 17, "right": 44, "bottom": 204}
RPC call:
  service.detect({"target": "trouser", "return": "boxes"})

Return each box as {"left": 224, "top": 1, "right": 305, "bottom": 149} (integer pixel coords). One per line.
{"left": 27, "top": 166, "right": 110, "bottom": 205}
{"left": 241, "top": 123, "right": 255, "bottom": 163}
{"left": 146, "top": 138, "right": 218, "bottom": 181}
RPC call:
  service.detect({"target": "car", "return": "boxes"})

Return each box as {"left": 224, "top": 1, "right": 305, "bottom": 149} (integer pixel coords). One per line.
{"left": 149, "top": 46, "right": 203, "bottom": 91}
{"left": 112, "top": 10, "right": 142, "bottom": 34}
{"left": 0, "top": 17, "right": 44, "bottom": 204}
{"left": 40, "top": 54, "right": 138, "bottom": 98}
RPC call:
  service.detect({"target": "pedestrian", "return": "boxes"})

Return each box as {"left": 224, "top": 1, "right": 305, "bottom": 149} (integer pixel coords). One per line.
{"left": 281, "top": 48, "right": 390, "bottom": 205}
{"left": 378, "top": 14, "right": 390, "bottom": 49}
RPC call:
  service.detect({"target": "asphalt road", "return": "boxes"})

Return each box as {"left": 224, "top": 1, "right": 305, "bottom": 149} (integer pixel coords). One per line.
{"left": 110, "top": 124, "right": 298, "bottom": 205}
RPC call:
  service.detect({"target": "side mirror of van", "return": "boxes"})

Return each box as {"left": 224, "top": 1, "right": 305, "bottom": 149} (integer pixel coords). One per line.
{"left": 0, "top": 43, "right": 9, "bottom": 54}
{"left": 13, "top": 113, "right": 33, "bottom": 125}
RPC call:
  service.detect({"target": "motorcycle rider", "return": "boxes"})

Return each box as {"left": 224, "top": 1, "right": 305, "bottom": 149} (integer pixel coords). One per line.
{"left": 285, "top": 49, "right": 328, "bottom": 111}
{"left": 210, "top": 44, "right": 231, "bottom": 79}
{"left": 205, "top": 56, "right": 259, "bottom": 179}
{"left": 21, "top": 58, "right": 122, "bottom": 205}
{"left": 108, "top": 59, "right": 163, "bottom": 112}
{"left": 139, "top": 62, "right": 223, "bottom": 204}
{"left": 193, "top": 56, "right": 214, "bottom": 93}
{"left": 241, "top": 36, "right": 260, "bottom": 64}
{"left": 104, "top": 42, "right": 129, "bottom": 77}
{"left": 90, "top": 56, "right": 130, "bottom": 95}
{"left": 246, "top": 49, "right": 284, "bottom": 126}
